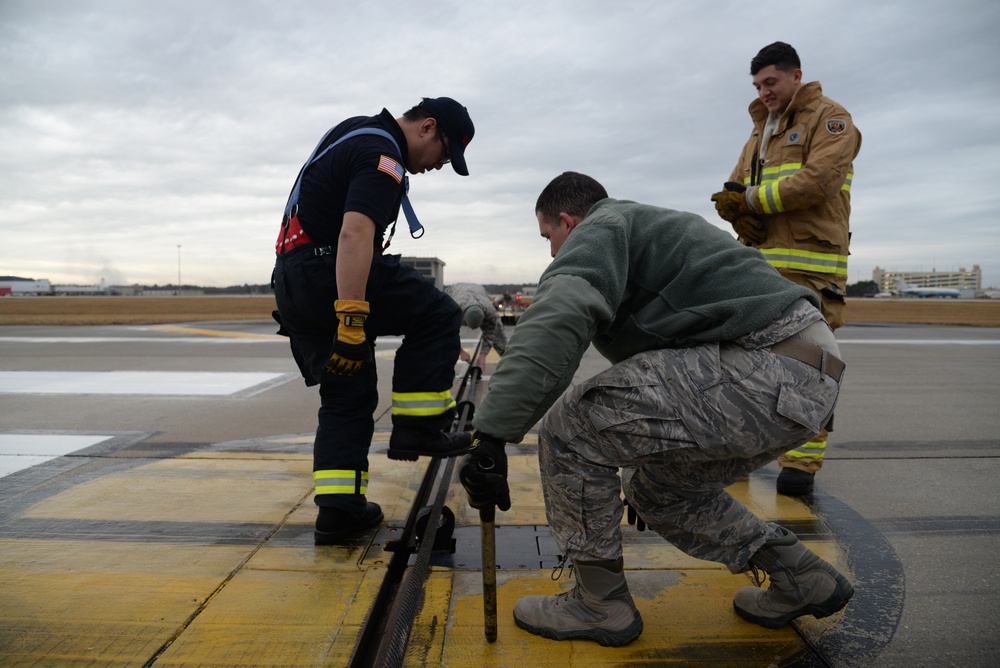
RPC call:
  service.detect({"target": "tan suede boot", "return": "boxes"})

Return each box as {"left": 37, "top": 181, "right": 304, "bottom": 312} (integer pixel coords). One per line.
{"left": 734, "top": 526, "right": 854, "bottom": 629}
{"left": 513, "top": 558, "right": 643, "bottom": 646}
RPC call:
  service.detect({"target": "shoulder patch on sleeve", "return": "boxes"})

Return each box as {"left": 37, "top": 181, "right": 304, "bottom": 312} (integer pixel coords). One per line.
{"left": 826, "top": 119, "right": 847, "bottom": 135}
{"left": 377, "top": 155, "right": 404, "bottom": 183}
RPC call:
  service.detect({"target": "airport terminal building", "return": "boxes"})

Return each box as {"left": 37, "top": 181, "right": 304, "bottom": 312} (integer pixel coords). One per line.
{"left": 874, "top": 265, "right": 982, "bottom": 297}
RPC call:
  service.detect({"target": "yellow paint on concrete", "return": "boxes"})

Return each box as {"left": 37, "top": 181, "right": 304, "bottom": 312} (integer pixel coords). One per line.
{"left": 425, "top": 569, "right": 807, "bottom": 667}
{"left": 153, "top": 568, "right": 376, "bottom": 666}
{"left": 21, "top": 457, "right": 312, "bottom": 524}
{"left": 179, "top": 451, "right": 311, "bottom": 461}
{"left": 150, "top": 325, "right": 283, "bottom": 340}
{"left": 0, "top": 429, "right": 854, "bottom": 666}
{"left": 405, "top": 571, "right": 455, "bottom": 666}
{"left": 269, "top": 435, "right": 315, "bottom": 445}
{"left": 248, "top": 502, "right": 381, "bottom": 574}
{"left": 738, "top": 474, "right": 818, "bottom": 521}
{"left": 0, "top": 539, "right": 251, "bottom": 665}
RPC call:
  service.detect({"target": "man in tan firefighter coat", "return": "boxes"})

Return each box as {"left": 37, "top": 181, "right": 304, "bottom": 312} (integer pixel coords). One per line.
{"left": 712, "top": 41, "right": 861, "bottom": 496}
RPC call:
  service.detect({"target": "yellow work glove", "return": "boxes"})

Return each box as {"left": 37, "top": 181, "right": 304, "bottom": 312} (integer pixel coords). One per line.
{"left": 711, "top": 183, "right": 767, "bottom": 244}
{"left": 325, "top": 299, "right": 371, "bottom": 376}
{"left": 731, "top": 214, "right": 767, "bottom": 244}
{"left": 710, "top": 188, "right": 754, "bottom": 223}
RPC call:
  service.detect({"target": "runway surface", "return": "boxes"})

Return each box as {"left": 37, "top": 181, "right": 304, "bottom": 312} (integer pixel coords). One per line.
{"left": 1, "top": 319, "right": 998, "bottom": 666}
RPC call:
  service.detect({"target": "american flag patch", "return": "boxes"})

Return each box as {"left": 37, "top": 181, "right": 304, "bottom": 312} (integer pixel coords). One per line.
{"left": 377, "top": 155, "right": 404, "bottom": 183}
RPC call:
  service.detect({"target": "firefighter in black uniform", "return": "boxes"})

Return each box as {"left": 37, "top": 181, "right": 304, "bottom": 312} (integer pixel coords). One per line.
{"left": 272, "top": 97, "right": 475, "bottom": 544}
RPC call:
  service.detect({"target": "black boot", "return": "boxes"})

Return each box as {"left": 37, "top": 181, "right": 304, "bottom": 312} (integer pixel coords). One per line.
{"left": 388, "top": 426, "right": 471, "bottom": 461}
{"left": 314, "top": 503, "right": 383, "bottom": 545}
{"left": 776, "top": 467, "right": 815, "bottom": 496}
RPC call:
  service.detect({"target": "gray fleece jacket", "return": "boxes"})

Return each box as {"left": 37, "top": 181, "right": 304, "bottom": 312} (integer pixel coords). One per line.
{"left": 472, "top": 198, "right": 818, "bottom": 442}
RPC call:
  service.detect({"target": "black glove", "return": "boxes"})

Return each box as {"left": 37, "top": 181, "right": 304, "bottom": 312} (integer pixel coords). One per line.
{"left": 324, "top": 299, "right": 372, "bottom": 376}
{"left": 624, "top": 498, "right": 646, "bottom": 532}
{"left": 458, "top": 432, "right": 510, "bottom": 511}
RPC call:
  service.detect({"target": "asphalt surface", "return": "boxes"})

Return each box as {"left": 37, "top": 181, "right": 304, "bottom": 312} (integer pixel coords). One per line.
{"left": 1, "top": 319, "right": 998, "bottom": 666}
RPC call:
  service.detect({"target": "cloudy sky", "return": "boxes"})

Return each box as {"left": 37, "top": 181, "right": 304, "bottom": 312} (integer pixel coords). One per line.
{"left": 2, "top": 0, "right": 999, "bottom": 290}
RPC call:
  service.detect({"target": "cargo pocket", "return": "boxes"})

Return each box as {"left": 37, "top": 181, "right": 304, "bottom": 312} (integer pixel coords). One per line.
{"left": 775, "top": 381, "right": 829, "bottom": 434}
{"left": 582, "top": 381, "right": 722, "bottom": 463}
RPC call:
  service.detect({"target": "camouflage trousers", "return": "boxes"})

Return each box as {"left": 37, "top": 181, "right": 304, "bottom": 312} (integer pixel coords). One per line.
{"left": 538, "top": 320, "right": 841, "bottom": 573}
{"left": 777, "top": 270, "right": 846, "bottom": 473}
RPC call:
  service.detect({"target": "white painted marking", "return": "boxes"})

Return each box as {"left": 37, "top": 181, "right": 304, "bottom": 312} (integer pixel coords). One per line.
{"left": 0, "top": 337, "right": 283, "bottom": 344}
{"left": 838, "top": 340, "right": 1000, "bottom": 345}
{"left": 0, "top": 433, "right": 113, "bottom": 479}
{"left": 0, "top": 335, "right": 407, "bottom": 346}
{"left": 0, "top": 371, "right": 285, "bottom": 396}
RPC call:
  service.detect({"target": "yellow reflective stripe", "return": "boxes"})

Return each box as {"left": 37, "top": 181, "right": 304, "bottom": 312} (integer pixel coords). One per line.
{"left": 314, "top": 469, "right": 368, "bottom": 495}
{"left": 760, "top": 248, "right": 848, "bottom": 276}
{"left": 758, "top": 182, "right": 784, "bottom": 214}
{"left": 784, "top": 439, "right": 827, "bottom": 460}
{"left": 743, "top": 162, "right": 802, "bottom": 188}
{"left": 745, "top": 162, "right": 802, "bottom": 214}
{"left": 753, "top": 163, "right": 802, "bottom": 214}
{"left": 391, "top": 390, "right": 457, "bottom": 417}
{"left": 748, "top": 163, "right": 851, "bottom": 205}
{"left": 759, "top": 163, "right": 801, "bottom": 183}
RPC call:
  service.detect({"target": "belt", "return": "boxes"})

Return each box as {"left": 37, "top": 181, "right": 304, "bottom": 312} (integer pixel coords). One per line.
{"left": 277, "top": 244, "right": 335, "bottom": 259}
{"left": 770, "top": 337, "right": 845, "bottom": 383}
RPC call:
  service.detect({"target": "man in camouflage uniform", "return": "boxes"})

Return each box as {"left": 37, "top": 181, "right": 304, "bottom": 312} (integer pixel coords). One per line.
{"left": 444, "top": 282, "right": 508, "bottom": 368}
{"left": 459, "top": 172, "right": 854, "bottom": 647}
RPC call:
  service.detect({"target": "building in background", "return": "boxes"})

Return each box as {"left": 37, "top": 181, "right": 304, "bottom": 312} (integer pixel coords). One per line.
{"left": 400, "top": 257, "right": 445, "bottom": 290}
{"left": 0, "top": 277, "right": 53, "bottom": 295}
{"left": 52, "top": 285, "right": 106, "bottom": 295}
{"left": 874, "top": 265, "right": 981, "bottom": 298}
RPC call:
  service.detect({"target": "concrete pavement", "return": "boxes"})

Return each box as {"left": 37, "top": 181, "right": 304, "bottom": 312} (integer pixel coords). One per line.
{"left": 1, "top": 320, "right": 997, "bottom": 665}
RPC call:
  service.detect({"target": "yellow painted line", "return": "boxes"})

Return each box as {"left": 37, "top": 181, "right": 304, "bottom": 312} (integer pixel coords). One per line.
{"left": 0, "top": 429, "right": 852, "bottom": 665}
{"left": 156, "top": 569, "right": 375, "bottom": 665}
{"left": 427, "top": 569, "right": 807, "bottom": 666}
{"left": 0, "top": 539, "right": 253, "bottom": 664}
{"left": 22, "top": 457, "right": 312, "bottom": 524}
{"left": 178, "top": 451, "right": 312, "bottom": 461}
{"left": 268, "top": 436, "right": 314, "bottom": 445}
{"left": 151, "top": 326, "right": 283, "bottom": 340}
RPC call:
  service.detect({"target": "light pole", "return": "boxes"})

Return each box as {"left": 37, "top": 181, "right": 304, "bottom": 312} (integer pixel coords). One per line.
{"left": 177, "top": 245, "right": 182, "bottom": 292}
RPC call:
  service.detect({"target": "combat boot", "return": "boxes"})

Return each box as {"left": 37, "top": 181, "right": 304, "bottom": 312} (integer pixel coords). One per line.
{"left": 388, "top": 426, "right": 471, "bottom": 461}
{"left": 776, "top": 467, "right": 815, "bottom": 496}
{"left": 513, "top": 558, "right": 643, "bottom": 646}
{"left": 734, "top": 526, "right": 854, "bottom": 629}
{"left": 314, "top": 503, "right": 383, "bottom": 545}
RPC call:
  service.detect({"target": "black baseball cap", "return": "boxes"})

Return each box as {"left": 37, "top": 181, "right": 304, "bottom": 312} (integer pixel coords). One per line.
{"left": 420, "top": 97, "right": 474, "bottom": 176}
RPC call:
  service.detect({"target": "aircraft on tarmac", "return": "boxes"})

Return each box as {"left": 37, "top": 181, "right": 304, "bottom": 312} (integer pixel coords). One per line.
{"left": 892, "top": 278, "right": 962, "bottom": 298}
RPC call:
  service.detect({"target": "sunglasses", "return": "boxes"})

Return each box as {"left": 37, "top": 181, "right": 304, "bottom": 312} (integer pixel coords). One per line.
{"left": 436, "top": 128, "right": 451, "bottom": 165}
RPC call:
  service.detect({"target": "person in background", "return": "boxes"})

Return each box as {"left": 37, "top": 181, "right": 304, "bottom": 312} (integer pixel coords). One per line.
{"left": 445, "top": 282, "right": 508, "bottom": 368}
{"left": 711, "top": 42, "right": 861, "bottom": 496}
